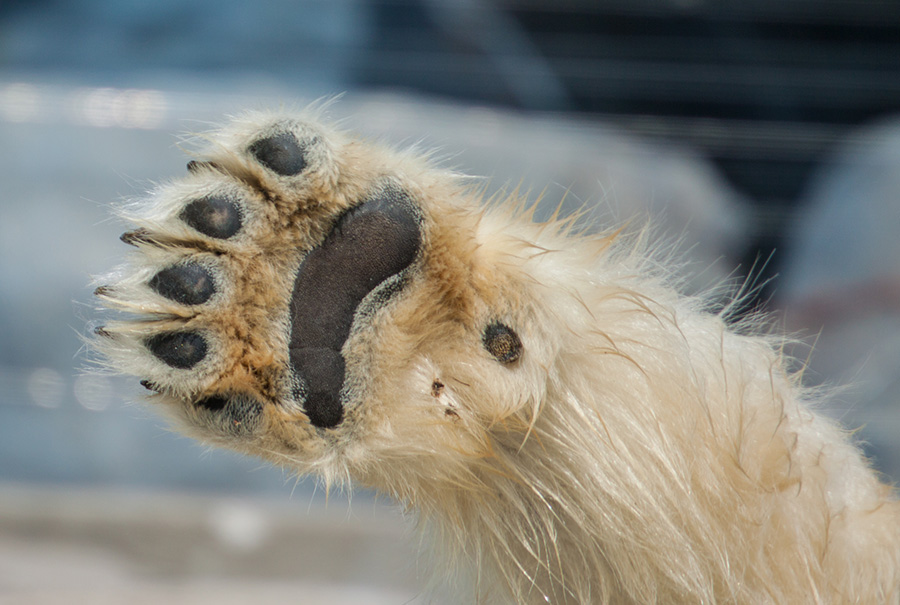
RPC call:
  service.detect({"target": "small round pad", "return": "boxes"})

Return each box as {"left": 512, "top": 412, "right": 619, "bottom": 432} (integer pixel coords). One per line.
{"left": 148, "top": 263, "right": 215, "bottom": 305}
{"left": 482, "top": 322, "right": 523, "bottom": 364}
{"left": 180, "top": 196, "right": 243, "bottom": 239}
{"left": 145, "top": 331, "right": 208, "bottom": 369}
{"left": 249, "top": 132, "right": 307, "bottom": 176}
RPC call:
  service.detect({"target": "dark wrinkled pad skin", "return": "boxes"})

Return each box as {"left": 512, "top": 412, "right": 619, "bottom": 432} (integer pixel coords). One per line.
{"left": 249, "top": 132, "right": 307, "bottom": 176}
{"left": 196, "top": 394, "right": 263, "bottom": 435}
{"left": 289, "top": 348, "right": 344, "bottom": 429}
{"left": 145, "top": 331, "right": 208, "bottom": 369}
{"left": 289, "top": 187, "right": 421, "bottom": 428}
{"left": 149, "top": 263, "right": 216, "bottom": 305}
{"left": 180, "top": 196, "right": 243, "bottom": 239}
{"left": 482, "top": 322, "right": 523, "bottom": 364}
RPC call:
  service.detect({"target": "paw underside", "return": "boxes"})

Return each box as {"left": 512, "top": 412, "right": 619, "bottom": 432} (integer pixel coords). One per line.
{"left": 94, "top": 115, "right": 522, "bottom": 438}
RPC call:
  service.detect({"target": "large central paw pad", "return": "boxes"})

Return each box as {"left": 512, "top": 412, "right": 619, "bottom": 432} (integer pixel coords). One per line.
{"left": 287, "top": 185, "right": 421, "bottom": 427}
{"left": 93, "top": 114, "right": 442, "bottom": 440}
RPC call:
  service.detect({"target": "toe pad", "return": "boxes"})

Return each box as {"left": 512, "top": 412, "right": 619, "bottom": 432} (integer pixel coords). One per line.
{"left": 249, "top": 132, "right": 308, "bottom": 176}
{"left": 149, "top": 263, "right": 216, "bottom": 305}
{"left": 180, "top": 196, "right": 243, "bottom": 239}
{"left": 146, "top": 331, "right": 208, "bottom": 369}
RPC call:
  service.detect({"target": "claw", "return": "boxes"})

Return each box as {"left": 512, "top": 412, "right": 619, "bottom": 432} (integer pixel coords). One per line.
{"left": 120, "top": 228, "right": 153, "bottom": 246}
{"left": 186, "top": 160, "right": 221, "bottom": 174}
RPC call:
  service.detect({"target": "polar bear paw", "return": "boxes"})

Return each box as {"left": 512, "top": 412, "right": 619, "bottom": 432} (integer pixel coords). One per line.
{"left": 90, "top": 109, "right": 900, "bottom": 605}
{"left": 92, "top": 111, "right": 528, "bottom": 482}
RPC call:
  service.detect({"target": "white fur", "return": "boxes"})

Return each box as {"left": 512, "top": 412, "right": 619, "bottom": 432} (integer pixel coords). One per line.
{"left": 93, "top": 110, "right": 900, "bottom": 604}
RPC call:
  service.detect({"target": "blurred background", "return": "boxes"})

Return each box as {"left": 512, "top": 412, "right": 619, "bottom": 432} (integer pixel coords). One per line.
{"left": 1, "top": 1, "right": 898, "bottom": 603}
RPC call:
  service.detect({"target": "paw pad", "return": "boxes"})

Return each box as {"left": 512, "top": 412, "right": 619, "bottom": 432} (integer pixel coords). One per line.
{"left": 249, "top": 132, "right": 308, "bottom": 176}
{"left": 482, "top": 322, "right": 522, "bottom": 364}
{"left": 148, "top": 263, "right": 216, "bottom": 305}
{"left": 145, "top": 331, "right": 208, "bottom": 369}
{"left": 288, "top": 184, "right": 422, "bottom": 428}
{"left": 289, "top": 348, "right": 344, "bottom": 429}
{"left": 94, "top": 112, "right": 470, "bottom": 444}
{"left": 179, "top": 196, "right": 243, "bottom": 239}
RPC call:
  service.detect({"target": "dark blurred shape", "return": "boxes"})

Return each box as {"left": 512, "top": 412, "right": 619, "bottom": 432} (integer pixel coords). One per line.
{"left": 0, "top": 0, "right": 367, "bottom": 89}
{"left": 780, "top": 118, "right": 900, "bottom": 480}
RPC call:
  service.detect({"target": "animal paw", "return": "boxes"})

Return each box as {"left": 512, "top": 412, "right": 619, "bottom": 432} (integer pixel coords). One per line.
{"left": 93, "top": 110, "right": 537, "bottom": 486}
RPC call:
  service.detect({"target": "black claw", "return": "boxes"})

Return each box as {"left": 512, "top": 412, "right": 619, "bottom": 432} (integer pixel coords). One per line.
{"left": 482, "top": 322, "right": 523, "bottom": 364}
{"left": 145, "top": 331, "right": 208, "bottom": 369}
{"left": 249, "top": 132, "right": 307, "bottom": 176}
{"left": 120, "top": 228, "right": 153, "bottom": 246}
{"left": 148, "top": 263, "right": 216, "bottom": 305}
{"left": 94, "top": 325, "right": 111, "bottom": 338}
{"left": 140, "top": 379, "right": 158, "bottom": 391}
{"left": 186, "top": 160, "right": 220, "bottom": 173}
{"left": 179, "top": 196, "right": 243, "bottom": 240}
{"left": 94, "top": 285, "right": 111, "bottom": 297}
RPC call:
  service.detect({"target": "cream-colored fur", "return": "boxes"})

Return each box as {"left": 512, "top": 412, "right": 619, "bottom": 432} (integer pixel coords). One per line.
{"left": 94, "top": 109, "right": 900, "bottom": 603}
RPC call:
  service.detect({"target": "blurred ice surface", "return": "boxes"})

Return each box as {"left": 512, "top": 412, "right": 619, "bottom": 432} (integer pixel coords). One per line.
{"left": 0, "top": 485, "right": 430, "bottom": 604}
{"left": 781, "top": 118, "right": 900, "bottom": 480}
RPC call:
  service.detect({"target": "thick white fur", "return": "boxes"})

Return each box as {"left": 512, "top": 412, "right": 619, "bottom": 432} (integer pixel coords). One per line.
{"left": 383, "top": 205, "right": 900, "bottom": 603}
{"left": 431, "top": 212, "right": 900, "bottom": 603}
{"left": 94, "top": 110, "right": 900, "bottom": 604}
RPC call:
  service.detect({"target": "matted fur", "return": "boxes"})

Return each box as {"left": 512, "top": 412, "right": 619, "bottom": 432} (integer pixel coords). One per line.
{"left": 92, "top": 109, "right": 900, "bottom": 603}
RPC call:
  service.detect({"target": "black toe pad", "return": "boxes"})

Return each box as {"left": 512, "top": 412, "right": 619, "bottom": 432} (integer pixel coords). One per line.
{"left": 146, "top": 331, "right": 208, "bottom": 369}
{"left": 249, "top": 132, "right": 307, "bottom": 176}
{"left": 180, "top": 196, "right": 243, "bottom": 239}
{"left": 149, "top": 263, "right": 215, "bottom": 305}
{"left": 289, "top": 185, "right": 421, "bottom": 428}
